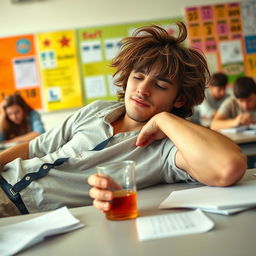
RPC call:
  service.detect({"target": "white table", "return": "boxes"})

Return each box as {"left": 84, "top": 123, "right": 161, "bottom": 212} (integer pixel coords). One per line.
{"left": 1, "top": 169, "right": 256, "bottom": 256}
{"left": 221, "top": 132, "right": 256, "bottom": 144}
{"left": 221, "top": 132, "right": 256, "bottom": 168}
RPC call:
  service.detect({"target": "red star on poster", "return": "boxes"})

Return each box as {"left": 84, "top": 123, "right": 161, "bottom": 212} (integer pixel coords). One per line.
{"left": 59, "top": 35, "right": 70, "bottom": 47}
{"left": 43, "top": 39, "right": 51, "bottom": 47}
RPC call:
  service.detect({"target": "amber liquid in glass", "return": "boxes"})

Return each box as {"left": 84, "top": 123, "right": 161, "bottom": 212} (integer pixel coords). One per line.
{"left": 106, "top": 190, "right": 138, "bottom": 220}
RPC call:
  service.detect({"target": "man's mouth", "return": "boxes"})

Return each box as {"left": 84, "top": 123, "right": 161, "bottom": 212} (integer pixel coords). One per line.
{"left": 131, "top": 97, "right": 150, "bottom": 107}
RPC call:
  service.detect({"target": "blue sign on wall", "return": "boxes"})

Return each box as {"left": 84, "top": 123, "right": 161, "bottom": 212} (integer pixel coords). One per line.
{"left": 16, "top": 39, "right": 31, "bottom": 54}
{"left": 245, "top": 35, "right": 256, "bottom": 54}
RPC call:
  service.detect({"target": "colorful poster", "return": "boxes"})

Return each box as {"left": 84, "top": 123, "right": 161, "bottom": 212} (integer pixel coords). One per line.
{"left": 37, "top": 30, "right": 83, "bottom": 111}
{"left": 241, "top": 0, "right": 256, "bottom": 77}
{"left": 185, "top": 3, "right": 243, "bottom": 53}
{"left": 0, "top": 35, "right": 42, "bottom": 109}
{"left": 77, "top": 18, "right": 182, "bottom": 104}
{"left": 184, "top": 2, "right": 256, "bottom": 82}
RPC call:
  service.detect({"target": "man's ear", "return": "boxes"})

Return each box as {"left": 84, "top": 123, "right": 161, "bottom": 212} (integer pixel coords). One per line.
{"left": 174, "top": 94, "right": 186, "bottom": 108}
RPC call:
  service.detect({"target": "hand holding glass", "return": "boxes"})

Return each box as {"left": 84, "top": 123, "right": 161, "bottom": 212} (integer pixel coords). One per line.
{"left": 97, "top": 160, "right": 138, "bottom": 221}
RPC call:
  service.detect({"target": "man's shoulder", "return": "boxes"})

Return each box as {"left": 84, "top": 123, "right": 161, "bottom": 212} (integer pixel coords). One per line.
{"left": 79, "top": 100, "right": 123, "bottom": 116}
{"left": 85, "top": 100, "right": 121, "bottom": 110}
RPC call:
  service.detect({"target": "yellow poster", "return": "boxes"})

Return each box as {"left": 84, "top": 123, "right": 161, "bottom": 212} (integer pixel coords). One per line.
{"left": 37, "top": 30, "right": 83, "bottom": 111}
{"left": 245, "top": 54, "right": 256, "bottom": 77}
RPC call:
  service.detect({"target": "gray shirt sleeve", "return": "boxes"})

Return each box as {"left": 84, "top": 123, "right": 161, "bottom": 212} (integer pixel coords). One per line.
{"left": 161, "top": 139, "right": 198, "bottom": 184}
{"left": 29, "top": 107, "right": 86, "bottom": 158}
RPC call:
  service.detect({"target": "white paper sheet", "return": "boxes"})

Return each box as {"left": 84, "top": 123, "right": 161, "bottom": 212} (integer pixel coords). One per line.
{"left": 84, "top": 75, "right": 106, "bottom": 98}
{"left": 159, "top": 180, "right": 256, "bottom": 215}
{"left": 220, "top": 124, "right": 256, "bottom": 134}
{"left": 219, "top": 40, "right": 243, "bottom": 64}
{"left": 136, "top": 209, "right": 214, "bottom": 241}
{"left": 0, "top": 207, "right": 84, "bottom": 256}
{"left": 13, "top": 57, "right": 38, "bottom": 88}
{"left": 104, "top": 38, "right": 122, "bottom": 60}
{"left": 80, "top": 41, "right": 102, "bottom": 63}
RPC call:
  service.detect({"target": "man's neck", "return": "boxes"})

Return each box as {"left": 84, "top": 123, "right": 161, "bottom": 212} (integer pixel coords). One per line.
{"left": 112, "top": 114, "right": 144, "bottom": 135}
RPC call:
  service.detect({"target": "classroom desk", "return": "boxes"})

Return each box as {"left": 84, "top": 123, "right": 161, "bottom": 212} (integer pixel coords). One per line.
{"left": 221, "top": 132, "right": 256, "bottom": 159}
{"left": 221, "top": 132, "right": 256, "bottom": 144}
{"left": 1, "top": 169, "right": 256, "bottom": 256}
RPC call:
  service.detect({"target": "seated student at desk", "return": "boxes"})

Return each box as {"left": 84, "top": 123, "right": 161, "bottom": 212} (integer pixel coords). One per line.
{"left": 0, "top": 94, "right": 45, "bottom": 144}
{"left": 192, "top": 72, "right": 229, "bottom": 127}
{"left": 0, "top": 22, "right": 246, "bottom": 217}
{"left": 211, "top": 76, "right": 256, "bottom": 131}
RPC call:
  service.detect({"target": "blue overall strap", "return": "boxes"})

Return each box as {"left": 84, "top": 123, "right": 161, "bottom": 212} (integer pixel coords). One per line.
{"left": 91, "top": 136, "right": 113, "bottom": 151}
{"left": 0, "top": 137, "right": 112, "bottom": 214}
{"left": 12, "top": 158, "right": 69, "bottom": 194}
{"left": 12, "top": 137, "right": 112, "bottom": 194}
{"left": 0, "top": 176, "right": 29, "bottom": 214}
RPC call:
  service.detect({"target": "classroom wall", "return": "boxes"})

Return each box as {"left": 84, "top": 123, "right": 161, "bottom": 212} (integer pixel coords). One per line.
{"left": 0, "top": 0, "right": 245, "bottom": 131}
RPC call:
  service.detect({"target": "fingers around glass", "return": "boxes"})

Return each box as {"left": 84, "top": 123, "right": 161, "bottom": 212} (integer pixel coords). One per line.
{"left": 89, "top": 187, "right": 113, "bottom": 201}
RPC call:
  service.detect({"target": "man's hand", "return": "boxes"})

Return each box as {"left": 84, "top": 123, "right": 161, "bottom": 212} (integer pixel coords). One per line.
{"left": 88, "top": 174, "right": 114, "bottom": 212}
{"left": 136, "top": 113, "right": 166, "bottom": 147}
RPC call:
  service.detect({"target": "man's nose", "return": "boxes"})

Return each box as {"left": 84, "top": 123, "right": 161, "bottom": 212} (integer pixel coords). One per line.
{"left": 137, "top": 81, "right": 150, "bottom": 97}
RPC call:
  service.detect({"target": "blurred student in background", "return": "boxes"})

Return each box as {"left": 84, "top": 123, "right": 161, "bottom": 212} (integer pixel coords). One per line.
{"left": 211, "top": 76, "right": 256, "bottom": 130}
{"left": 190, "top": 72, "right": 229, "bottom": 127}
{"left": 0, "top": 94, "right": 45, "bottom": 144}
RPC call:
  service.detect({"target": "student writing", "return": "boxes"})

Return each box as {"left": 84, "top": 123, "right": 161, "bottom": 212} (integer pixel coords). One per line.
{"left": 211, "top": 76, "right": 256, "bottom": 131}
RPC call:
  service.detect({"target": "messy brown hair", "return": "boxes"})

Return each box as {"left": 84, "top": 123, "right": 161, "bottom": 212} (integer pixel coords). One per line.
{"left": 1, "top": 94, "right": 33, "bottom": 140}
{"left": 111, "top": 22, "right": 210, "bottom": 118}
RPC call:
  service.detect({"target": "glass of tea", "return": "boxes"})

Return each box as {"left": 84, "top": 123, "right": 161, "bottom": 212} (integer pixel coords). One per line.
{"left": 97, "top": 160, "right": 138, "bottom": 221}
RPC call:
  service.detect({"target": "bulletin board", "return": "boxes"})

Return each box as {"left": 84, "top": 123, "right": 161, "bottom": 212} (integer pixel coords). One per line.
{"left": 77, "top": 17, "right": 182, "bottom": 104}
{"left": 0, "top": 34, "right": 42, "bottom": 109}
{"left": 36, "top": 30, "right": 83, "bottom": 111}
{"left": 0, "top": 17, "right": 183, "bottom": 111}
{"left": 185, "top": 0, "right": 256, "bottom": 83}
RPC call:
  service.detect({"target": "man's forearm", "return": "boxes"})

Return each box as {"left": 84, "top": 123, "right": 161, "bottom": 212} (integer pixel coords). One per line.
{"left": 156, "top": 112, "right": 247, "bottom": 186}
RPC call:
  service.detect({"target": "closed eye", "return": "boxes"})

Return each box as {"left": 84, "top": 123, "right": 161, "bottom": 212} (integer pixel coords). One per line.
{"left": 133, "top": 75, "right": 144, "bottom": 80}
{"left": 155, "top": 83, "right": 167, "bottom": 90}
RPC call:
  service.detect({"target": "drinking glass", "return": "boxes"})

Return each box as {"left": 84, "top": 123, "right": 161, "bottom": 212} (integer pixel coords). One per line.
{"left": 97, "top": 160, "right": 138, "bottom": 221}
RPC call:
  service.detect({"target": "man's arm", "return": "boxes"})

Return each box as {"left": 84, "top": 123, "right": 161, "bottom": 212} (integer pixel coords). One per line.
{"left": 88, "top": 112, "right": 247, "bottom": 212}
{"left": 211, "top": 112, "right": 254, "bottom": 131}
{"left": 0, "top": 142, "right": 29, "bottom": 173}
{"left": 136, "top": 112, "right": 247, "bottom": 187}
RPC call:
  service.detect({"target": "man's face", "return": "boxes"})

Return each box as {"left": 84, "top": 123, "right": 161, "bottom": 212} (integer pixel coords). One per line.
{"left": 210, "top": 86, "right": 226, "bottom": 100}
{"left": 124, "top": 65, "right": 184, "bottom": 123}
{"left": 236, "top": 93, "right": 256, "bottom": 111}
